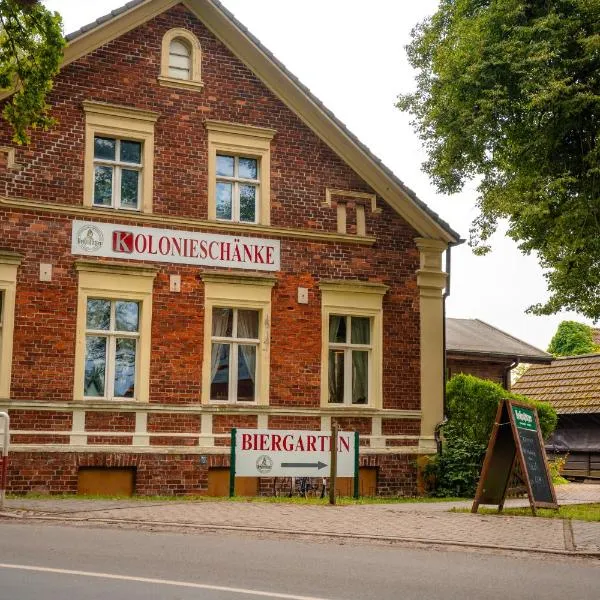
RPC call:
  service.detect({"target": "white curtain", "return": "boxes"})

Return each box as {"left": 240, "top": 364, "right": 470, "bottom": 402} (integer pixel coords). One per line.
{"left": 237, "top": 311, "right": 257, "bottom": 383}
{"left": 328, "top": 316, "right": 344, "bottom": 402}
{"left": 352, "top": 351, "right": 368, "bottom": 404}
{"left": 211, "top": 309, "right": 230, "bottom": 383}
{"left": 351, "top": 318, "right": 369, "bottom": 404}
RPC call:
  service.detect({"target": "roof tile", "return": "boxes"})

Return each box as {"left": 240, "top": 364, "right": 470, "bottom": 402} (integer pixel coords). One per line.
{"left": 513, "top": 354, "right": 600, "bottom": 413}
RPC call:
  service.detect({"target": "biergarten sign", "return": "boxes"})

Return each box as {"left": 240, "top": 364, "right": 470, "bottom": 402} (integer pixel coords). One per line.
{"left": 472, "top": 399, "right": 558, "bottom": 515}
{"left": 71, "top": 220, "right": 281, "bottom": 271}
{"left": 230, "top": 429, "right": 359, "bottom": 498}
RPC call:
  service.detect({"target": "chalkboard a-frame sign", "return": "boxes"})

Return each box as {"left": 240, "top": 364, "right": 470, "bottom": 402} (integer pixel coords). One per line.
{"left": 472, "top": 399, "right": 558, "bottom": 515}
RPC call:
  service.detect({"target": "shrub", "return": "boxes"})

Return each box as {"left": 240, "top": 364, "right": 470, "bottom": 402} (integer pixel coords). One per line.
{"left": 446, "top": 374, "right": 557, "bottom": 442}
{"left": 428, "top": 374, "right": 558, "bottom": 497}
{"left": 548, "top": 454, "right": 569, "bottom": 485}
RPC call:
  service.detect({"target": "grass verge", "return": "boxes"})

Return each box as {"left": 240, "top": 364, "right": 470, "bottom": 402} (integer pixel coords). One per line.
{"left": 454, "top": 503, "right": 600, "bottom": 522}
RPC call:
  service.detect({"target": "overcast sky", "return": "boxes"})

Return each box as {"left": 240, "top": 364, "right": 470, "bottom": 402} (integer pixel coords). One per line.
{"left": 43, "top": 0, "right": 595, "bottom": 351}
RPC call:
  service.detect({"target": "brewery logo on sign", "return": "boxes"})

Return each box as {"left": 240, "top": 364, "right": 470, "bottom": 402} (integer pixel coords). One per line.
{"left": 256, "top": 455, "right": 273, "bottom": 474}
{"left": 76, "top": 224, "right": 104, "bottom": 253}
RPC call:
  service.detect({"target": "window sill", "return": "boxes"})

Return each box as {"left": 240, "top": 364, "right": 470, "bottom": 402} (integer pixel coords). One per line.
{"left": 91, "top": 205, "right": 146, "bottom": 215}
{"left": 326, "top": 404, "right": 373, "bottom": 410}
{"left": 158, "top": 76, "right": 204, "bottom": 91}
{"left": 207, "top": 401, "right": 260, "bottom": 407}
{"left": 214, "top": 218, "right": 263, "bottom": 227}
{"left": 82, "top": 397, "right": 144, "bottom": 403}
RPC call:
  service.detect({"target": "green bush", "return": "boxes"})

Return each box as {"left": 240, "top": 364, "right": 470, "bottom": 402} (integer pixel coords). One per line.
{"left": 445, "top": 374, "right": 557, "bottom": 442}
{"left": 427, "top": 435, "right": 487, "bottom": 497}
{"left": 427, "top": 374, "right": 558, "bottom": 497}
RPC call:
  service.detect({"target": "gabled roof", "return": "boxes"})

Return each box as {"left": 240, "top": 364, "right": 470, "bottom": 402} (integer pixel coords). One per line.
{"left": 22, "top": 0, "right": 460, "bottom": 244}
{"left": 512, "top": 354, "right": 600, "bottom": 414}
{"left": 446, "top": 318, "right": 551, "bottom": 363}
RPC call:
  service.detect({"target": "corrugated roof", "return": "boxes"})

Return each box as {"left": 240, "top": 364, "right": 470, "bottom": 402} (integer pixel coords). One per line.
{"left": 512, "top": 354, "right": 600, "bottom": 414}
{"left": 446, "top": 318, "right": 551, "bottom": 362}
{"left": 63, "top": 0, "right": 460, "bottom": 242}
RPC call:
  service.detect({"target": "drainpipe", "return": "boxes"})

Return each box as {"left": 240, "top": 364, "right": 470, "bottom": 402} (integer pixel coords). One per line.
{"left": 504, "top": 359, "right": 518, "bottom": 391}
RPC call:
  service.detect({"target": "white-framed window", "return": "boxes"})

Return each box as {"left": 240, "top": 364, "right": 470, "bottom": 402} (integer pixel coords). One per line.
{"left": 168, "top": 38, "right": 192, "bottom": 80}
{"left": 159, "top": 28, "right": 203, "bottom": 91}
{"left": 84, "top": 299, "right": 140, "bottom": 400}
{"left": 206, "top": 121, "right": 275, "bottom": 226}
{"left": 328, "top": 315, "right": 372, "bottom": 405}
{"left": 216, "top": 154, "right": 260, "bottom": 223}
{"left": 210, "top": 307, "right": 260, "bottom": 402}
{"left": 83, "top": 101, "right": 158, "bottom": 214}
{"left": 93, "top": 136, "right": 143, "bottom": 210}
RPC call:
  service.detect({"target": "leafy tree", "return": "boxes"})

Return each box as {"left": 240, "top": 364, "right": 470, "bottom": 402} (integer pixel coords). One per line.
{"left": 397, "top": 1, "right": 600, "bottom": 319}
{"left": 0, "top": 0, "right": 64, "bottom": 144}
{"left": 547, "top": 320, "right": 599, "bottom": 356}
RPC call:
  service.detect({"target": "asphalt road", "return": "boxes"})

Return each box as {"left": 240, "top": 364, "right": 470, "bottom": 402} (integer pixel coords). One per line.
{"left": 0, "top": 522, "right": 598, "bottom": 600}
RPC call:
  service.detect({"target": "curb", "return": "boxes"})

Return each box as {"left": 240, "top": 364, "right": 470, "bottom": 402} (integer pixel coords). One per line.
{"left": 2, "top": 512, "right": 599, "bottom": 558}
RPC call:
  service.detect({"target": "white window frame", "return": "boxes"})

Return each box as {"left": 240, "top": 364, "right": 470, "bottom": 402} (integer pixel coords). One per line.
{"left": 202, "top": 272, "right": 275, "bottom": 406}
{"left": 328, "top": 314, "right": 372, "bottom": 405}
{"left": 84, "top": 299, "right": 141, "bottom": 401}
{"left": 210, "top": 307, "right": 260, "bottom": 403}
{"left": 215, "top": 154, "right": 260, "bottom": 224}
{"left": 159, "top": 28, "right": 204, "bottom": 91}
{"left": 206, "top": 120, "right": 276, "bottom": 226}
{"left": 83, "top": 101, "right": 158, "bottom": 214}
{"left": 319, "top": 280, "right": 388, "bottom": 409}
{"left": 93, "top": 137, "right": 143, "bottom": 211}
{"left": 74, "top": 260, "right": 156, "bottom": 403}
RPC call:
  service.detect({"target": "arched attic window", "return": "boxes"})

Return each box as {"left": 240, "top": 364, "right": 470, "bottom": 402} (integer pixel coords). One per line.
{"left": 169, "top": 38, "right": 192, "bottom": 80}
{"left": 159, "top": 28, "right": 203, "bottom": 91}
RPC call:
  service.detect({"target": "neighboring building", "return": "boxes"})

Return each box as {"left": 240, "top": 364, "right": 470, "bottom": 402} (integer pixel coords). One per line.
{"left": 0, "top": 1, "right": 460, "bottom": 496}
{"left": 446, "top": 318, "right": 551, "bottom": 389}
{"left": 512, "top": 354, "right": 600, "bottom": 479}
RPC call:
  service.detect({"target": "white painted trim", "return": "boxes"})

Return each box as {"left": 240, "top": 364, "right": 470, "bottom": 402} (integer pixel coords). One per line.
{"left": 133, "top": 411, "right": 149, "bottom": 446}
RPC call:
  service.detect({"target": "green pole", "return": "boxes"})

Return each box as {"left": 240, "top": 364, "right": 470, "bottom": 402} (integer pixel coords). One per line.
{"left": 353, "top": 431, "right": 359, "bottom": 500}
{"left": 229, "top": 428, "right": 236, "bottom": 498}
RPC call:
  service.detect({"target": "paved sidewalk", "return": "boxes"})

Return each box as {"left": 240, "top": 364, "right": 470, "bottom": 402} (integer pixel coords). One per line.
{"left": 2, "top": 484, "right": 599, "bottom": 555}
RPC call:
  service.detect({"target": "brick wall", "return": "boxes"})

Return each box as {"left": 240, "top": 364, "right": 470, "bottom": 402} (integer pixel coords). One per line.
{"left": 212, "top": 414, "right": 258, "bottom": 434}
{"left": 381, "top": 419, "right": 420, "bottom": 436}
{"left": 447, "top": 356, "right": 509, "bottom": 388}
{"left": 85, "top": 412, "right": 136, "bottom": 432}
{"left": 267, "top": 416, "right": 321, "bottom": 430}
{"left": 8, "top": 410, "right": 72, "bottom": 431}
{"left": 332, "top": 417, "right": 372, "bottom": 436}
{"left": 147, "top": 413, "right": 201, "bottom": 433}
{"left": 0, "top": 2, "right": 430, "bottom": 497}
{"left": 0, "top": 3, "right": 421, "bottom": 412}
{"left": 7, "top": 451, "right": 417, "bottom": 496}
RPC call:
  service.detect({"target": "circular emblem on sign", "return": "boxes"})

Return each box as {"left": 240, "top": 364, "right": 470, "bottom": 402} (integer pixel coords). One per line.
{"left": 76, "top": 224, "right": 104, "bottom": 253}
{"left": 256, "top": 455, "right": 273, "bottom": 474}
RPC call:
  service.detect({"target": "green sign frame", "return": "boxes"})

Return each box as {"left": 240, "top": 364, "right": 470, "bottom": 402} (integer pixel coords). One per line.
{"left": 229, "top": 428, "right": 360, "bottom": 499}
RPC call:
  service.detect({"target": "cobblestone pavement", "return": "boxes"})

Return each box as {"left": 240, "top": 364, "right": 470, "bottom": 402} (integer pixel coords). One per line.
{"left": 2, "top": 483, "right": 599, "bottom": 554}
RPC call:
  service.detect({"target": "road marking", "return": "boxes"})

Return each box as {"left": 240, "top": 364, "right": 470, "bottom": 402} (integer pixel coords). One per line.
{"left": 0, "top": 563, "right": 331, "bottom": 600}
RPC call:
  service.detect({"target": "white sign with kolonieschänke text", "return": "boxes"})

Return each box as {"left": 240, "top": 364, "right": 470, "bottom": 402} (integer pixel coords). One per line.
{"left": 234, "top": 429, "right": 356, "bottom": 478}
{"left": 71, "top": 220, "right": 280, "bottom": 271}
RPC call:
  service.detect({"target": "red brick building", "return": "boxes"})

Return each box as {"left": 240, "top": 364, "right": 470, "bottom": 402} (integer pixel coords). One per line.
{"left": 0, "top": 0, "right": 459, "bottom": 496}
